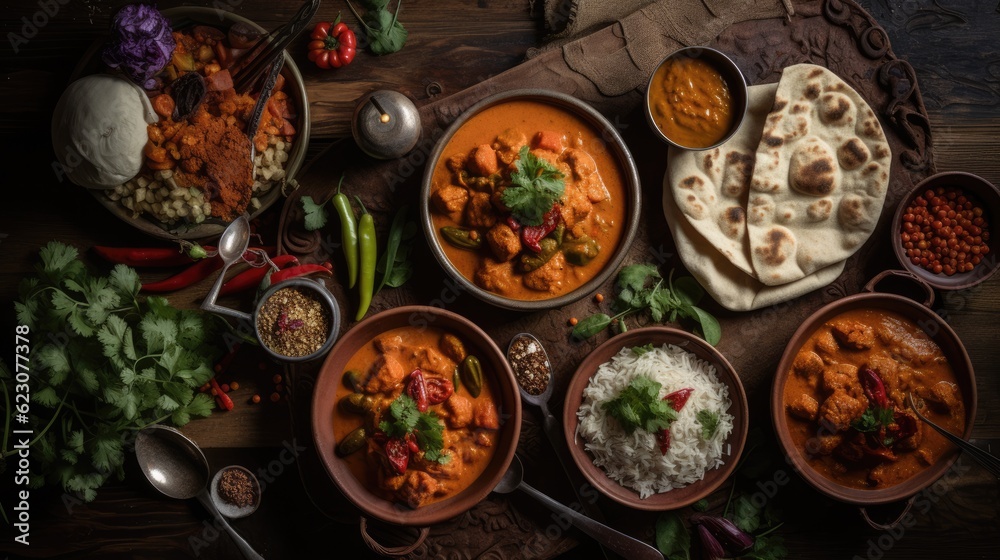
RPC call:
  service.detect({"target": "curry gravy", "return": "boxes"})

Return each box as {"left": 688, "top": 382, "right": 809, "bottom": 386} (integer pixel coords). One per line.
{"left": 332, "top": 326, "right": 500, "bottom": 508}
{"left": 430, "top": 99, "right": 628, "bottom": 301}
{"left": 783, "top": 309, "right": 965, "bottom": 490}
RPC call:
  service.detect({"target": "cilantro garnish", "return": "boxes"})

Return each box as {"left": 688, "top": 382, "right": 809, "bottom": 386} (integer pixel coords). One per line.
{"left": 572, "top": 264, "right": 722, "bottom": 345}
{"left": 851, "top": 406, "right": 894, "bottom": 434}
{"left": 379, "top": 394, "right": 450, "bottom": 464}
{"left": 3, "top": 242, "right": 220, "bottom": 503}
{"left": 300, "top": 195, "right": 328, "bottom": 231}
{"left": 602, "top": 375, "right": 678, "bottom": 435}
{"left": 696, "top": 409, "right": 721, "bottom": 440}
{"left": 501, "top": 145, "right": 565, "bottom": 226}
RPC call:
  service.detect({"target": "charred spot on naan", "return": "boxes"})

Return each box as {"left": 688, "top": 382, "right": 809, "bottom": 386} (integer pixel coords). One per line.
{"left": 837, "top": 138, "right": 870, "bottom": 170}
{"left": 718, "top": 206, "right": 746, "bottom": 239}
{"left": 838, "top": 194, "right": 870, "bottom": 228}
{"left": 789, "top": 138, "right": 840, "bottom": 197}
{"left": 747, "top": 195, "right": 774, "bottom": 225}
{"left": 804, "top": 82, "right": 821, "bottom": 100}
{"left": 754, "top": 227, "right": 795, "bottom": 266}
{"left": 722, "top": 151, "right": 755, "bottom": 197}
{"left": 818, "top": 92, "right": 854, "bottom": 126}
{"left": 807, "top": 199, "right": 834, "bottom": 221}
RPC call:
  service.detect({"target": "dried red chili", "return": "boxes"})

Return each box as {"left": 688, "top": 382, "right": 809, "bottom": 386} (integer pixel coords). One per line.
{"left": 858, "top": 366, "right": 888, "bottom": 409}
{"left": 520, "top": 205, "right": 562, "bottom": 253}
{"left": 210, "top": 378, "right": 234, "bottom": 411}
{"left": 664, "top": 388, "right": 694, "bottom": 411}
{"left": 425, "top": 378, "right": 454, "bottom": 405}
{"left": 406, "top": 369, "right": 429, "bottom": 412}
{"left": 385, "top": 437, "right": 410, "bottom": 474}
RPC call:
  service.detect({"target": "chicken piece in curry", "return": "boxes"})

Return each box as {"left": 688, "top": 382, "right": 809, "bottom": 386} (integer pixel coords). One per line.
{"left": 430, "top": 99, "right": 628, "bottom": 300}
{"left": 783, "top": 309, "right": 966, "bottom": 489}
{"left": 333, "top": 327, "right": 500, "bottom": 509}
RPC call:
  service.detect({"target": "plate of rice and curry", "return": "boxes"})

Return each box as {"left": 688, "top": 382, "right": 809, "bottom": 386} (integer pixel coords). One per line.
{"left": 55, "top": 6, "right": 309, "bottom": 241}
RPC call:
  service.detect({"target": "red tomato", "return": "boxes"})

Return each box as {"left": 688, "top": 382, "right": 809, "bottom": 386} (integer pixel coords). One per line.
{"left": 426, "top": 378, "right": 454, "bottom": 405}
{"left": 385, "top": 438, "right": 410, "bottom": 474}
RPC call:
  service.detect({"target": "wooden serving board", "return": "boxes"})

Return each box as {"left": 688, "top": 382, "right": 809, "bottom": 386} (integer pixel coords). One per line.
{"left": 276, "top": 1, "right": 934, "bottom": 557}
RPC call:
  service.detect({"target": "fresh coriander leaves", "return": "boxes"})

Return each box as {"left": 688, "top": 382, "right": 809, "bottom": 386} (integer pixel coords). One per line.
{"left": 347, "top": 0, "right": 408, "bottom": 56}
{"left": 572, "top": 264, "right": 722, "bottom": 345}
{"left": 696, "top": 409, "right": 721, "bottom": 440}
{"left": 379, "top": 394, "right": 450, "bottom": 464}
{"left": 301, "top": 195, "right": 328, "bottom": 231}
{"left": 602, "top": 375, "right": 678, "bottom": 435}
{"left": 655, "top": 511, "right": 692, "bottom": 560}
{"left": 501, "top": 146, "right": 566, "bottom": 226}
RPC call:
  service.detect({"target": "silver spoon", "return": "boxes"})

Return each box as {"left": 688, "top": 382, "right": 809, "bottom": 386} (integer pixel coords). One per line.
{"left": 201, "top": 214, "right": 251, "bottom": 320}
{"left": 907, "top": 393, "right": 1000, "bottom": 478}
{"left": 494, "top": 455, "right": 663, "bottom": 560}
{"left": 134, "top": 425, "right": 265, "bottom": 559}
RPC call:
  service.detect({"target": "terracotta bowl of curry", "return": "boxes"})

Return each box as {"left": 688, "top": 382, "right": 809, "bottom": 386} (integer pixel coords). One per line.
{"left": 645, "top": 46, "right": 749, "bottom": 151}
{"left": 563, "top": 327, "right": 749, "bottom": 511}
{"left": 311, "top": 306, "right": 521, "bottom": 528}
{"left": 421, "top": 89, "right": 641, "bottom": 311}
{"left": 771, "top": 270, "right": 977, "bottom": 508}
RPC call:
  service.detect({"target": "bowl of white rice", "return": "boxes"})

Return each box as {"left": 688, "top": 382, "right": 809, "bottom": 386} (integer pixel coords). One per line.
{"left": 564, "top": 327, "right": 748, "bottom": 510}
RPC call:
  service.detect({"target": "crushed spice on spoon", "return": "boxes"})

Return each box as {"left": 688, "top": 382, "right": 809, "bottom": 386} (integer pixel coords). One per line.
{"left": 257, "top": 286, "right": 331, "bottom": 357}
{"left": 509, "top": 334, "right": 551, "bottom": 396}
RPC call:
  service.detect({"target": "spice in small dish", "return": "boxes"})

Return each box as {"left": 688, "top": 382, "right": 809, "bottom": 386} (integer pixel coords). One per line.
{"left": 257, "top": 286, "right": 331, "bottom": 357}
{"left": 508, "top": 334, "right": 551, "bottom": 396}
{"left": 900, "top": 186, "right": 990, "bottom": 276}
{"left": 211, "top": 465, "right": 260, "bottom": 518}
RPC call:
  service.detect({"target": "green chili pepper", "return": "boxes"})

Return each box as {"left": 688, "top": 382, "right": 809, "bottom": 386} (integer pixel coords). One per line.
{"left": 355, "top": 196, "right": 377, "bottom": 321}
{"left": 331, "top": 175, "right": 359, "bottom": 288}
{"left": 441, "top": 226, "right": 482, "bottom": 250}
{"left": 519, "top": 237, "right": 559, "bottom": 272}
{"left": 563, "top": 236, "right": 601, "bottom": 266}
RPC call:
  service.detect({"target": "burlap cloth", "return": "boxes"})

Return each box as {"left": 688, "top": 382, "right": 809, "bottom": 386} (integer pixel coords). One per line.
{"left": 282, "top": 1, "right": 934, "bottom": 557}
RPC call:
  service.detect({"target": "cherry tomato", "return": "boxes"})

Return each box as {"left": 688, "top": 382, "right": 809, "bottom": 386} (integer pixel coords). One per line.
{"left": 426, "top": 378, "right": 454, "bottom": 405}
{"left": 307, "top": 14, "right": 357, "bottom": 70}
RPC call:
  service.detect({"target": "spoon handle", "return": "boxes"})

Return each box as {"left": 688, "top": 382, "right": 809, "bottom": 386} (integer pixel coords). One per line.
{"left": 197, "top": 492, "right": 266, "bottom": 559}
{"left": 908, "top": 394, "right": 1000, "bottom": 478}
{"left": 518, "top": 480, "right": 662, "bottom": 560}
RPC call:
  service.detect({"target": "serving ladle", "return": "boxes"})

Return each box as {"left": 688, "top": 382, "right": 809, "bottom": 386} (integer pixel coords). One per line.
{"left": 134, "top": 425, "right": 265, "bottom": 559}
{"left": 201, "top": 214, "right": 251, "bottom": 320}
{"left": 907, "top": 393, "right": 1000, "bottom": 478}
{"left": 494, "top": 455, "right": 663, "bottom": 560}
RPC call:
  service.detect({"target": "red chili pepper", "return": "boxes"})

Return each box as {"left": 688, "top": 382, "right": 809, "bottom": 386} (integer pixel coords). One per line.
{"left": 891, "top": 410, "right": 919, "bottom": 441}
{"left": 307, "top": 14, "right": 357, "bottom": 69}
{"left": 406, "top": 369, "right": 429, "bottom": 412}
{"left": 141, "top": 256, "right": 225, "bottom": 292}
{"left": 210, "top": 378, "right": 234, "bottom": 411}
{"left": 505, "top": 215, "right": 521, "bottom": 232}
{"left": 92, "top": 245, "right": 216, "bottom": 267}
{"left": 385, "top": 437, "right": 410, "bottom": 474}
{"left": 859, "top": 366, "right": 889, "bottom": 409}
{"left": 213, "top": 342, "right": 241, "bottom": 374}
{"left": 664, "top": 388, "right": 694, "bottom": 411}
{"left": 406, "top": 436, "right": 420, "bottom": 454}
{"left": 219, "top": 254, "right": 299, "bottom": 296}
{"left": 656, "top": 429, "right": 671, "bottom": 455}
{"left": 269, "top": 262, "right": 333, "bottom": 285}
{"left": 520, "top": 205, "right": 562, "bottom": 253}
{"left": 425, "top": 378, "right": 454, "bottom": 405}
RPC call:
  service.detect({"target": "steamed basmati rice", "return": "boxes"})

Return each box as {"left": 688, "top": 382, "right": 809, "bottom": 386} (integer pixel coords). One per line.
{"left": 576, "top": 344, "right": 733, "bottom": 499}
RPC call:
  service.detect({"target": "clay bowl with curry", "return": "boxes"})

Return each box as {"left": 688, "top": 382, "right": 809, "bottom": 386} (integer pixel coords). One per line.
{"left": 645, "top": 46, "right": 749, "bottom": 151}
{"left": 311, "top": 306, "right": 521, "bottom": 535}
{"left": 420, "top": 89, "right": 641, "bottom": 311}
{"left": 771, "top": 270, "right": 976, "bottom": 515}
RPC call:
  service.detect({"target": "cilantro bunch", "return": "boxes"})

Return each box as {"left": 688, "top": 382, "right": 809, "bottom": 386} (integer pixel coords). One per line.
{"left": 501, "top": 146, "right": 566, "bottom": 226}
{"left": 572, "top": 264, "right": 722, "bottom": 345}
{"left": 2, "top": 242, "right": 219, "bottom": 502}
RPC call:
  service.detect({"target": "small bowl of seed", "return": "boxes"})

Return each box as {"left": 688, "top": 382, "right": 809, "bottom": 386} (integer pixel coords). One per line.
{"left": 253, "top": 278, "right": 341, "bottom": 363}
{"left": 211, "top": 465, "right": 261, "bottom": 519}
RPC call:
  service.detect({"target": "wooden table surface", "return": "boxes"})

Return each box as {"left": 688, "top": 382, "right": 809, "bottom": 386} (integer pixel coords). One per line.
{"left": 1, "top": 1, "right": 998, "bottom": 558}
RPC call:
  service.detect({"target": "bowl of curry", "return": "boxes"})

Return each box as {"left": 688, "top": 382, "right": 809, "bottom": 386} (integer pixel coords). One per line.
{"left": 771, "top": 270, "right": 976, "bottom": 507}
{"left": 311, "top": 306, "right": 521, "bottom": 528}
{"left": 421, "top": 89, "right": 641, "bottom": 311}
{"left": 645, "top": 46, "right": 749, "bottom": 150}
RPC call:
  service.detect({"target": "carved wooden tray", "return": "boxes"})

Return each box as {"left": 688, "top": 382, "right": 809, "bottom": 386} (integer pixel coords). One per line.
{"left": 277, "top": 1, "right": 934, "bottom": 557}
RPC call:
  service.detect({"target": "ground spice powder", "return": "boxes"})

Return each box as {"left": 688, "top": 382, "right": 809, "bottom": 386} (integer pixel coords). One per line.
{"left": 217, "top": 468, "right": 256, "bottom": 508}
{"left": 509, "top": 335, "right": 550, "bottom": 395}
{"left": 257, "top": 286, "right": 331, "bottom": 357}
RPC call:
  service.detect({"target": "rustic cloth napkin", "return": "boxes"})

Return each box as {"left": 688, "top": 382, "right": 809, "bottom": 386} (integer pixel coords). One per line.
{"left": 419, "top": 0, "right": 794, "bottom": 126}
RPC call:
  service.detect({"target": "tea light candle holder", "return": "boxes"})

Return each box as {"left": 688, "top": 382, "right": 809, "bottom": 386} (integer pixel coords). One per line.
{"left": 352, "top": 90, "right": 421, "bottom": 159}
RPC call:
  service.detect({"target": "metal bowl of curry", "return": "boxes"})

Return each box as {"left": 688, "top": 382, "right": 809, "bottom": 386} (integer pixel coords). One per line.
{"left": 421, "top": 89, "right": 641, "bottom": 311}
{"left": 311, "top": 306, "right": 521, "bottom": 530}
{"left": 771, "top": 270, "right": 977, "bottom": 508}
{"left": 645, "top": 46, "right": 749, "bottom": 151}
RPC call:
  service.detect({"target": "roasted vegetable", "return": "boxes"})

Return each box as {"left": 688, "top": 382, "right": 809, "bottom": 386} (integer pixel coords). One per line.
{"left": 519, "top": 237, "right": 559, "bottom": 272}
{"left": 337, "top": 427, "right": 367, "bottom": 456}
{"left": 563, "top": 236, "right": 601, "bottom": 266}
{"left": 459, "top": 355, "right": 484, "bottom": 398}
{"left": 441, "top": 226, "right": 482, "bottom": 250}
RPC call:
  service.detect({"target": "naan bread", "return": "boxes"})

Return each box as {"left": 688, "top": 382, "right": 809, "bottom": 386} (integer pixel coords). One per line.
{"left": 747, "top": 64, "right": 891, "bottom": 286}
{"left": 667, "top": 83, "right": 779, "bottom": 277}
{"left": 662, "top": 172, "right": 845, "bottom": 311}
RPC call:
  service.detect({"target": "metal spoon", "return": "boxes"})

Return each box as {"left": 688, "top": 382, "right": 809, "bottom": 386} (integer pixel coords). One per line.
{"left": 494, "top": 455, "right": 663, "bottom": 560}
{"left": 134, "top": 425, "right": 265, "bottom": 559}
{"left": 201, "top": 214, "right": 251, "bottom": 320}
{"left": 907, "top": 393, "right": 1000, "bottom": 478}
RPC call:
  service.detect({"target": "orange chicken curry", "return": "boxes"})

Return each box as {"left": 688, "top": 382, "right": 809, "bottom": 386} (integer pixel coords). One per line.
{"left": 783, "top": 309, "right": 966, "bottom": 489}
{"left": 333, "top": 326, "right": 501, "bottom": 509}
{"left": 429, "top": 99, "right": 628, "bottom": 300}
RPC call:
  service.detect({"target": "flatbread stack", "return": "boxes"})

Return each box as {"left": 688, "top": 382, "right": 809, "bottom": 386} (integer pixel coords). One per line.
{"left": 663, "top": 64, "right": 891, "bottom": 311}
